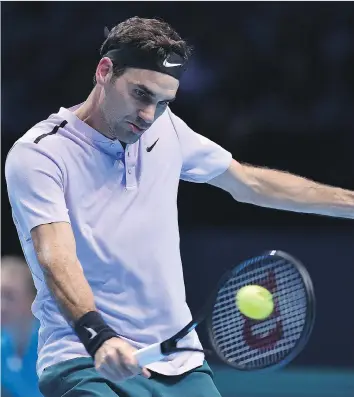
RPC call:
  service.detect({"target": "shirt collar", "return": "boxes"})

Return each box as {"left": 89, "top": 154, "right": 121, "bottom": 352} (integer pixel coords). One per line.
{"left": 58, "top": 104, "right": 126, "bottom": 156}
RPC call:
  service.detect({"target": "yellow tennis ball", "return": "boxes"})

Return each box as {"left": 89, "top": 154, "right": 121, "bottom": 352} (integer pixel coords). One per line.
{"left": 236, "top": 285, "right": 274, "bottom": 320}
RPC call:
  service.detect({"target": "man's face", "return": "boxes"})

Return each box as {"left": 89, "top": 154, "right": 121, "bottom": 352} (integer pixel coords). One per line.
{"left": 1, "top": 263, "right": 34, "bottom": 328}
{"left": 99, "top": 67, "right": 179, "bottom": 143}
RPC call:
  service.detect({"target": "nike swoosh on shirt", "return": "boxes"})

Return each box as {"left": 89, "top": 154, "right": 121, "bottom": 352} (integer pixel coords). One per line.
{"left": 146, "top": 138, "right": 159, "bottom": 152}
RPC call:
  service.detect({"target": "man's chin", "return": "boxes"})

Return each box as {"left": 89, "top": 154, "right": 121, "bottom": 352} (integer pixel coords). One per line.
{"left": 124, "top": 129, "right": 144, "bottom": 144}
{"left": 109, "top": 129, "right": 140, "bottom": 144}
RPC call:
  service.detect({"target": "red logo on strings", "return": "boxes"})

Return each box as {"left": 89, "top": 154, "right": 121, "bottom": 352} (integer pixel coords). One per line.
{"left": 242, "top": 271, "right": 283, "bottom": 350}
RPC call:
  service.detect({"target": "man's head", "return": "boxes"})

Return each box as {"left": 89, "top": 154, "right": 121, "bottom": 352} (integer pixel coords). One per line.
{"left": 1, "top": 256, "right": 36, "bottom": 328}
{"left": 93, "top": 17, "right": 192, "bottom": 143}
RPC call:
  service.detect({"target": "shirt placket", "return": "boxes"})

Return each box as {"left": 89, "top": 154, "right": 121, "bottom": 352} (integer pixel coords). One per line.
{"left": 125, "top": 141, "right": 139, "bottom": 189}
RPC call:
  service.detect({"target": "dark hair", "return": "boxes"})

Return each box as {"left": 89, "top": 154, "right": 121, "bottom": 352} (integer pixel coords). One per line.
{"left": 94, "top": 17, "right": 192, "bottom": 84}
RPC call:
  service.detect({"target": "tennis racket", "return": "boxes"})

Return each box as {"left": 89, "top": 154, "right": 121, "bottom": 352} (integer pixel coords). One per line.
{"left": 134, "top": 250, "right": 316, "bottom": 371}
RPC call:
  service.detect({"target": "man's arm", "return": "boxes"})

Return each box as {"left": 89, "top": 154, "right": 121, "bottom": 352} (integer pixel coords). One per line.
{"left": 32, "top": 221, "right": 151, "bottom": 381}
{"left": 208, "top": 159, "right": 354, "bottom": 219}
{"left": 5, "top": 142, "right": 150, "bottom": 381}
{"left": 31, "top": 222, "right": 95, "bottom": 322}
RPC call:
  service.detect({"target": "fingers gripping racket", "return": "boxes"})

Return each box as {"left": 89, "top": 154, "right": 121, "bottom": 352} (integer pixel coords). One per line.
{"left": 134, "top": 250, "right": 316, "bottom": 371}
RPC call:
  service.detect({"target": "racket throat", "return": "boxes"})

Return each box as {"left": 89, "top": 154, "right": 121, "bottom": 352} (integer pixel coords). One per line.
{"left": 160, "top": 319, "right": 208, "bottom": 354}
{"left": 161, "top": 339, "right": 209, "bottom": 355}
{"left": 160, "top": 339, "right": 178, "bottom": 354}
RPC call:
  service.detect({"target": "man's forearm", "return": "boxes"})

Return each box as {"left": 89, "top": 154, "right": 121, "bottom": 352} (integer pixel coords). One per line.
{"left": 38, "top": 246, "right": 120, "bottom": 359}
{"left": 41, "top": 256, "right": 96, "bottom": 324}
{"left": 32, "top": 223, "right": 118, "bottom": 359}
{"left": 243, "top": 165, "right": 354, "bottom": 219}
{"left": 32, "top": 223, "right": 96, "bottom": 324}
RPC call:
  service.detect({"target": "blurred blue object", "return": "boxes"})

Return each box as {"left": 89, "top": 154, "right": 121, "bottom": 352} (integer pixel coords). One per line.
{"left": 1, "top": 320, "right": 42, "bottom": 397}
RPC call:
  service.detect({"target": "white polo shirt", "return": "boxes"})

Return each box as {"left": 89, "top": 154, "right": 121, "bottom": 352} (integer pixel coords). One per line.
{"left": 5, "top": 104, "right": 232, "bottom": 377}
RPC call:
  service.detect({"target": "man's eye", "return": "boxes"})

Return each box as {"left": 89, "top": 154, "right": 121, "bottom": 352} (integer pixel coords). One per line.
{"left": 134, "top": 89, "right": 147, "bottom": 99}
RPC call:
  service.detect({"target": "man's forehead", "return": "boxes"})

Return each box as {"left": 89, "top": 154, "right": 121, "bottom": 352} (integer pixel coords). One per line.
{"left": 125, "top": 68, "right": 179, "bottom": 96}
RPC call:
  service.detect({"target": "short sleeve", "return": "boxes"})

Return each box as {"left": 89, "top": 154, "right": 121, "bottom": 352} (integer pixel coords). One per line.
{"left": 5, "top": 141, "right": 70, "bottom": 239}
{"left": 168, "top": 109, "right": 232, "bottom": 183}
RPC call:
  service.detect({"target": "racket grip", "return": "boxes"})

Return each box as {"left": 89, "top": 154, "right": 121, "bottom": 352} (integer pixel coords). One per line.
{"left": 133, "top": 342, "right": 165, "bottom": 367}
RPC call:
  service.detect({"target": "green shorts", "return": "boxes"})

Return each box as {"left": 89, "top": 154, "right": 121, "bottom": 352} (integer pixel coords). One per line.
{"left": 38, "top": 357, "right": 222, "bottom": 397}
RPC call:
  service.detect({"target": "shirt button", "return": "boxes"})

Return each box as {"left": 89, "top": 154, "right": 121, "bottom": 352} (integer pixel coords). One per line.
{"left": 128, "top": 169, "right": 132, "bottom": 174}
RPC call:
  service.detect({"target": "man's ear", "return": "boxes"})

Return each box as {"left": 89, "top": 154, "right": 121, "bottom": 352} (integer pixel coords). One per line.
{"left": 95, "top": 57, "right": 114, "bottom": 85}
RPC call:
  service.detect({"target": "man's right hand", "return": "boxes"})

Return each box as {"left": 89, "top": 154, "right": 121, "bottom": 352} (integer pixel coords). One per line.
{"left": 94, "top": 337, "right": 151, "bottom": 382}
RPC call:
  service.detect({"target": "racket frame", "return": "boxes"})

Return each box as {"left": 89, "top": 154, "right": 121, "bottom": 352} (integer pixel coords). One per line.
{"left": 206, "top": 250, "right": 316, "bottom": 372}
{"left": 134, "top": 250, "right": 316, "bottom": 370}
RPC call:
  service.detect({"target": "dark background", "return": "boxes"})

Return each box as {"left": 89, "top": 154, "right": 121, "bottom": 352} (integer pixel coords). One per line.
{"left": 2, "top": 2, "right": 354, "bottom": 395}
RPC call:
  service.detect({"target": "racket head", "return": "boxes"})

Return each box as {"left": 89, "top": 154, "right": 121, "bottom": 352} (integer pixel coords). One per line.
{"left": 206, "top": 250, "right": 316, "bottom": 372}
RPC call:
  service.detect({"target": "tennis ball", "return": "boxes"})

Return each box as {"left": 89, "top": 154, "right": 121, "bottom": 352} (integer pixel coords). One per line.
{"left": 236, "top": 285, "right": 274, "bottom": 320}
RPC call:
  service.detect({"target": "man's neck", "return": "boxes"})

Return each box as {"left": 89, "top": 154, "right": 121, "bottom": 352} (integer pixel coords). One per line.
{"left": 74, "top": 89, "right": 127, "bottom": 150}
{"left": 74, "top": 89, "right": 113, "bottom": 140}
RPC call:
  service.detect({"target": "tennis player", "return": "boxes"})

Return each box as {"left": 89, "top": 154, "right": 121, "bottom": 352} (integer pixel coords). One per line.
{"left": 5, "top": 17, "right": 354, "bottom": 397}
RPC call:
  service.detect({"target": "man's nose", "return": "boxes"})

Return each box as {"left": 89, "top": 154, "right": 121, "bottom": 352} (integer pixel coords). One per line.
{"left": 138, "top": 104, "right": 156, "bottom": 125}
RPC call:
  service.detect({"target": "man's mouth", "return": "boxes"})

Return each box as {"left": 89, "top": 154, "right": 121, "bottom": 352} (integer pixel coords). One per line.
{"left": 127, "top": 122, "right": 145, "bottom": 134}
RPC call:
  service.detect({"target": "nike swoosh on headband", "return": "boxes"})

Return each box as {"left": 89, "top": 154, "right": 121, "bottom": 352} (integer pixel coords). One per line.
{"left": 162, "top": 59, "right": 183, "bottom": 67}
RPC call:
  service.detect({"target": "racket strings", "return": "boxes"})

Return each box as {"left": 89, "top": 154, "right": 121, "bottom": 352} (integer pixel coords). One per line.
{"left": 218, "top": 316, "right": 306, "bottom": 355}
{"left": 213, "top": 305, "right": 307, "bottom": 336}
{"left": 213, "top": 274, "right": 304, "bottom": 314}
{"left": 210, "top": 257, "right": 308, "bottom": 369}
{"left": 216, "top": 264, "right": 302, "bottom": 301}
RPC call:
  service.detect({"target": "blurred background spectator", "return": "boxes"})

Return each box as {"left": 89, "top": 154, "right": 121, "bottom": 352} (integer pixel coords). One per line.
{"left": 1, "top": 256, "right": 42, "bottom": 397}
